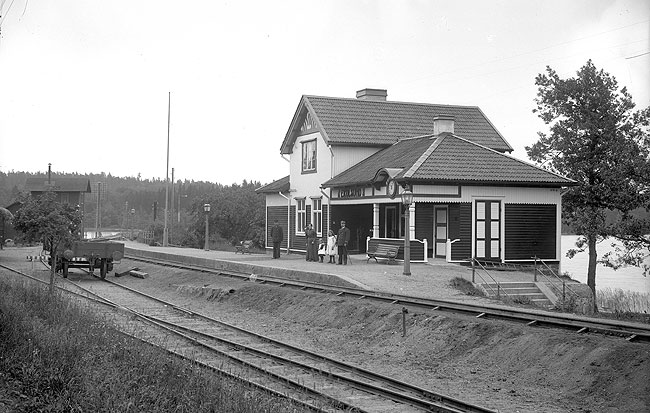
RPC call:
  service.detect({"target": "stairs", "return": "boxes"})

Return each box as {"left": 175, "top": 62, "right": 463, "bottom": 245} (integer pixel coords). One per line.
{"left": 481, "top": 282, "right": 553, "bottom": 309}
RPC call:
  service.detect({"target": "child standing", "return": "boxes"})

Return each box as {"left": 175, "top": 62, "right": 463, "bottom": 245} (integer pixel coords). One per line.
{"left": 326, "top": 230, "right": 337, "bottom": 263}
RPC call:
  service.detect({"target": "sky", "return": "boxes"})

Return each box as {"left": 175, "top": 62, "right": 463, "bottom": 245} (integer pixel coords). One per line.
{"left": 0, "top": 0, "right": 648, "bottom": 186}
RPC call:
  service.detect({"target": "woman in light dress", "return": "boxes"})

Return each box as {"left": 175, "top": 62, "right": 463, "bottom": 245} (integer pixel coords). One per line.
{"left": 326, "top": 230, "right": 337, "bottom": 263}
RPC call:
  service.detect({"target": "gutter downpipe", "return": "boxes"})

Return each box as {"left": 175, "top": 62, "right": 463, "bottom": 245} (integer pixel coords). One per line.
{"left": 278, "top": 191, "right": 291, "bottom": 254}
{"left": 327, "top": 144, "right": 335, "bottom": 236}
{"left": 320, "top": 187, "right": 331, "bottom": 237}
{"left": 278, "top": 153, "right": 291, "bottom": 253}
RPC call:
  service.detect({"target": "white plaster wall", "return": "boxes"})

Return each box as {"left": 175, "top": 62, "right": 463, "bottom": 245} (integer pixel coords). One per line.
{"left": 412, "top": 186, "right": 562, "bottom": 205}
{"left": 290, "top": 131, "right": 332, "bottom": 199}
{"left": 331, "top": 146, "right": 381, "bottom": 176}
{"left": 265, "top": 193, "right": 290, "bottom": 207}
{"left": 330, "top": 185, "right": 562, "bottom": 206}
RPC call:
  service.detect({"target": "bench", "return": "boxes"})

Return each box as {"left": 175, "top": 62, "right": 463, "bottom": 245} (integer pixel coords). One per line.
{"left": 235, "top": 240, "right": 254, "bottom": 254}
{"left": 367, "top": 243, "right": 399, "bottom": 264}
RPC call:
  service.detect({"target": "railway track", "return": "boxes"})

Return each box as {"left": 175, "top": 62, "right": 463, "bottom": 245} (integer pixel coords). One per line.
{"left": 125, "top": 254, "right": 650, "bottom": 344}
{"left": 0, "top": 262, "right": 496, "bottom": 413}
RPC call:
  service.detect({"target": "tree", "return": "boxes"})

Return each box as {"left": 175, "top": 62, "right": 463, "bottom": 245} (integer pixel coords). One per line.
{"left": 13, "top": 191, "right": 83, "bottom": 292}
{"left": 527, "top": 60, "right": 650, "bottom": 312}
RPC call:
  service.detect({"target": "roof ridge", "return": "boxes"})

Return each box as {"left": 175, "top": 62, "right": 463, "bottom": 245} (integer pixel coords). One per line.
{"left": 304, "top": 95, "right": 482, "bottom": 110}
{"left": 403, "top": 135, "right": 448, "bottom": 178}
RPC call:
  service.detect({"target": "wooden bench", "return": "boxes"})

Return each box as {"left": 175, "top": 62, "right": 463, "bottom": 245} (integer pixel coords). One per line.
{"left": 235, "top": 240, "right": 254, "bottom": 254}
{"left": 367, "top": 243, "right": 399, "bottom": 264}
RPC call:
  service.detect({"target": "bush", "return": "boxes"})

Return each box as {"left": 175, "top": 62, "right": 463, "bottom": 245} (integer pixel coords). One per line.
{"left": 449, "top": 277, "right": 485, "bottom": 296}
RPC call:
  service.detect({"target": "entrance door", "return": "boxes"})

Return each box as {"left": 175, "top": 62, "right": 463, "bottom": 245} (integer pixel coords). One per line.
{"left": 475, "top": 200, "right": 500, "bottom": 260}
{"left": 385, "top": 206, "right": 398, "bottom": 238}
{"left": 434, "top": 207, "right": 448, "bottom": 258}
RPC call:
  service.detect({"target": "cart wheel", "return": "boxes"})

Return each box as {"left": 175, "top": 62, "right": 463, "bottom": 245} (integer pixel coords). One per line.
{"left": 100, "top": 259, "right": 107, "bottom": 279}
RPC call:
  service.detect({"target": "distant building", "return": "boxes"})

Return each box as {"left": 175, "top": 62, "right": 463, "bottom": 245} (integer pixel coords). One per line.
{"left": 257, "top": 88, "right": 575, "bottom": 265}
{"left": 24, "top": 177, "right": 91, "bottom": 206}
{"left": 24, "top": 165, "right": 92, "bottom": 236}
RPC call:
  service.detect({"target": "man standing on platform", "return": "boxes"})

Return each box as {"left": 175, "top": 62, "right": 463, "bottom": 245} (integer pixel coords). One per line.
{"left": 270, "top": 220, "right": 283, "bottom": 259}
{"left": 336, "top": 220, "right": 350, "bottom": 265}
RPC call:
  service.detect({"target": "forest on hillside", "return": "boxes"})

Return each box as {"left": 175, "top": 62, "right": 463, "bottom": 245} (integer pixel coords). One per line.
{"left": 0, "top": 171, "right": 268, "bottom": 248}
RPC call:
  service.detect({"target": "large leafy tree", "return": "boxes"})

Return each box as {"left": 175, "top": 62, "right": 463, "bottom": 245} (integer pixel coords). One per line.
{"left": 13, "top": 191, "right": 83, "bottom": 291}
{"left": 527, "top": 60, "right": 650, "bottom": 311}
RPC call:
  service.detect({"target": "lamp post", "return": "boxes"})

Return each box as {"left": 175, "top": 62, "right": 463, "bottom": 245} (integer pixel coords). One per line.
{"left": 130, "top": 208, "right": 135, "bottom": 240}
{"left": 203, "top": 203, "right": 211, "bottom": 251}
{"left": 401, "top": 187, "right": 413, "bottom": 276}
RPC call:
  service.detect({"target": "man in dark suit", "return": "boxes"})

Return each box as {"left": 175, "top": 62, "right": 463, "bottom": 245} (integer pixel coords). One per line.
{"left": 270, "top": 220, "right": 283, "bottom": 259}
{"left": 336, "top": 220, "right": 350, "bottom": 265}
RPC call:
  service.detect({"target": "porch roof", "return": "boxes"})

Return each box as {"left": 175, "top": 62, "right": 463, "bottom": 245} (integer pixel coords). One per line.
{"left": 255, "top": 175, "right": 290, "bottom": 194}
{"left": 322, "top": 133, "right": 575, "bottom": 188}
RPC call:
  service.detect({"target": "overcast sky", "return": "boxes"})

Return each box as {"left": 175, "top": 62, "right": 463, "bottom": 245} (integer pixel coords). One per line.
{"left": 0, "top": 0, "right": 648, "bottom": 186}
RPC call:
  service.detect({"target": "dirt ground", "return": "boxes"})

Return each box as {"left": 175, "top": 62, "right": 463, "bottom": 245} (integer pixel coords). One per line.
{"left": 2, "top": 249, "right": 649, "bottom": 413}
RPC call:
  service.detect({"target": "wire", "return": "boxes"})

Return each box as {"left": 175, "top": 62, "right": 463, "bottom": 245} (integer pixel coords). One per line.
{"left": 0, "top": 0, "right": 16, "bottom": 25}
{"left": 626, "top": 51, "right": 650, "bottom": 60}
{"left": 398, "top": 19, "right": 650, "bottom": 86}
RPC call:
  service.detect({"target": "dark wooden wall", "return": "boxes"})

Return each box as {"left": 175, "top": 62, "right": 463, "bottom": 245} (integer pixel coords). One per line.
{"left": 505, "top": 204, "right": 557, "bottom": 260}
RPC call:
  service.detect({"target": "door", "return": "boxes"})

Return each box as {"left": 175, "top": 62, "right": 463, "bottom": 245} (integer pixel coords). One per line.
{"left": 385, "top": 206, "right": 398, "bottom": 238}
{"left": 475, "top": 200, "right": 500, "bottom": 260}
{"left": 434, "top": 207, "right": 448, "bottom": 258}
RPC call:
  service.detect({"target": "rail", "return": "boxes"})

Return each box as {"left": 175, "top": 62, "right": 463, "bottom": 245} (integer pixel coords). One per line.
{"left": 471, "top": 257, "right": 510, "bottom": 299}
{"left": 533, "top": 256, "right": 581, "bottom": 311}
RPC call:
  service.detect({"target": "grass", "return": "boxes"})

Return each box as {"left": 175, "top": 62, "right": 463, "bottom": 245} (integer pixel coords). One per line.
{"left": 597, "top": 287, "right": 650, "bottom": 323}
{"left": 449, "top": 277, "right": 485, "bottom": 297}
{"left": 0, "top": 276, "right": 309, "bottom": 412}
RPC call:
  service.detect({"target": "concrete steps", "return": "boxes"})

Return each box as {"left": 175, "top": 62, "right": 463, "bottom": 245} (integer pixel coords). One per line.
{"left": 481, "top": 281, "right": 553, "bottom": 308}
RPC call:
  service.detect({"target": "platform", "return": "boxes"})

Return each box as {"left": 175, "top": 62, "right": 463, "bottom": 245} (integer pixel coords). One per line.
{"left": 122, "top": 241, "right": 547, "bottom": 306}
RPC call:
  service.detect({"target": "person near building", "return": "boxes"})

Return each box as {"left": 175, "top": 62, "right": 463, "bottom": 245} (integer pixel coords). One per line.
{"left": 305, "top": 224, "right": 318, "bottom": 262}
{"left": 336, "top": 220, "right": 350, "bottom": 265}
{"left": 270, "top": 220, "right": 283, "bottom": 259}
{"left": 326, "top": 229, "right": 337, "bottom": 263}
{"left": 317, "top": 238, "right": 327, "bottom": 263}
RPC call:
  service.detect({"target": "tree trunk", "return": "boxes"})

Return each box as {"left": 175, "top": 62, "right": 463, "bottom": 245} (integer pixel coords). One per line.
{"left": 587, "top": 235, "right": 598, "bottom": 313}
{"left": 49, "top": 253, "right": 56, "bottom": 295}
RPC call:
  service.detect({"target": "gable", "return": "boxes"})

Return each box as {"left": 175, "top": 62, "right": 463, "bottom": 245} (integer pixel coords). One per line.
{"left": 281, "top": 97, "right": 327, "bottom": 154}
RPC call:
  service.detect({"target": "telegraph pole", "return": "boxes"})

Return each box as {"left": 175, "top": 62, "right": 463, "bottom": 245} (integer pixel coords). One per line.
{"left": 163, "top": 92, "right": 171, "bottom": 247}
{"left": 170, "top": 167, "right": 174, "bottom": 244}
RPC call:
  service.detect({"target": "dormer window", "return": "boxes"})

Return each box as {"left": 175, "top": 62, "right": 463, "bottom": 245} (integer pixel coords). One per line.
{"left": 302, "top": 139, "right": 317, "bottom": 173}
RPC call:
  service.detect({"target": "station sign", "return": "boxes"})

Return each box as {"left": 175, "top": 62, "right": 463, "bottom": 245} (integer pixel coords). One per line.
{"left": 335, "top": 186, "right": 370, "bottom": 199}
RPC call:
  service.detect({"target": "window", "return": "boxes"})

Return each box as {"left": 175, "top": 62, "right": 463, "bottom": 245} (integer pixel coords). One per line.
{"left": 296, "top": 198, "right": 306, "bottom": 233}
{"left": 312, "top": 198, "right": 322, "bottom": 235}
{"left": 302, "top": 139, "right": 317, "bottom": 173}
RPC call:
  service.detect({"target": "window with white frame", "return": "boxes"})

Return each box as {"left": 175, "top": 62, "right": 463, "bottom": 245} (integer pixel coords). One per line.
{"left": 312, "top": 198, "right": 322, "bottom": 235}
{"left": 296, "top": 198, "right": 306, "bottom": 233}
{"left": 302, "top": 139, "right": 317, "bottom": 173}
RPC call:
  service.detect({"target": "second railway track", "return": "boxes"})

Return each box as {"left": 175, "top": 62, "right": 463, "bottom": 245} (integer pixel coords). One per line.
{"left": 1, "top": 262, "right": 496, "bottom": 413}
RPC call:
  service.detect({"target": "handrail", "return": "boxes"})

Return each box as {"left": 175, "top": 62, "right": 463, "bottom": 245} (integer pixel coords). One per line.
{"left": 533, "top": 256, "right": 580, "bottom": 310}
{"left": 471, "top": 258, "right": 510, "bottom": 299}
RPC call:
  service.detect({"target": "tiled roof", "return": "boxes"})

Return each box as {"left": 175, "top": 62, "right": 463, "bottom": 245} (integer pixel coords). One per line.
{"left": 25, "top": 177, "right": 91, "bottom": 193}
{"left": 281, "top": 95, "right": 513, "bottom": 154}
{"left": 255, "top": 175, "right": 290, "bottom": 193}
{"left": 323, "top": 134, "right": 575, "bottom": 188}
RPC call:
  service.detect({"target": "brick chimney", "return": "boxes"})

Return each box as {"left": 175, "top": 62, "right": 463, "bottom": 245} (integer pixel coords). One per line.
{"left": 433, "top": 115, "right": 455, "bottom": 135}
{"left": 356, "top": 88, "right": 387, "bottom": 101}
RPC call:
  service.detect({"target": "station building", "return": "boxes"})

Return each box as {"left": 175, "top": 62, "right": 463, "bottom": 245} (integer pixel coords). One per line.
{"left": 256, "top": 89, "right": 575, "bottom": 265}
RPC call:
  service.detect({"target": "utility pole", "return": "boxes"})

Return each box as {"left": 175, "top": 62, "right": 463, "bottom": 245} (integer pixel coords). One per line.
{"left": 163, "top": 91, "right": 171, "bottom": 247}
{"left": 95, "top": 182, "right": 102, "bottom": 238}
{"left": 170, "top": 167, "right": 174, "bottom": 244}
